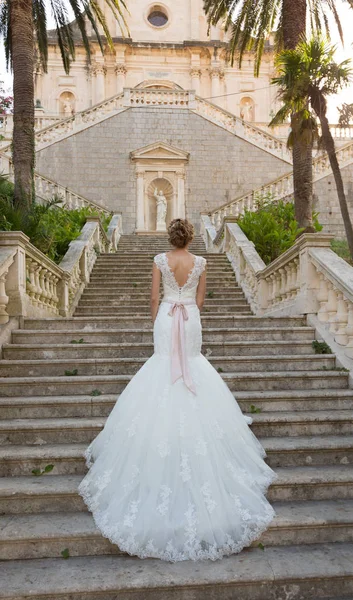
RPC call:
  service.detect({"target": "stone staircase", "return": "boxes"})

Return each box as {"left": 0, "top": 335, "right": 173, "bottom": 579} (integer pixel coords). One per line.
{"left": 1, "top": 234, "right": 353, "bottom": 599}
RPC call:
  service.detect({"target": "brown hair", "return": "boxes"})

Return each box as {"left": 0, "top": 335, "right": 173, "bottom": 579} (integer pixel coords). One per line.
{"left": 168, "top": 219, "right": 194, "bottom": 249}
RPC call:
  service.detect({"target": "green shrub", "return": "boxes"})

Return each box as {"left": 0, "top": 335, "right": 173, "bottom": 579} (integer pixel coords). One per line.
{"left": 237, "top": 194, "right": 322, "bottom": 265}
{"left": 0, "top": 176, "right": 110, "bottom": 264}
{"left": 331, "top": 238, "right": 353, "bottom": 265}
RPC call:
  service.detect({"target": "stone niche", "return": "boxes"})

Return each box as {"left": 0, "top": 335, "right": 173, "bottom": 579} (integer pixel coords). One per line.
{"left": 130, "top": 142, "right": 189, "bottom": 233}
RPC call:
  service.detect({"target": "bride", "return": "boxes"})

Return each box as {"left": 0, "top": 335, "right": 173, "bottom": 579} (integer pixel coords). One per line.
{"left": 79, "top": 218, "right": 276, "bottom": 562}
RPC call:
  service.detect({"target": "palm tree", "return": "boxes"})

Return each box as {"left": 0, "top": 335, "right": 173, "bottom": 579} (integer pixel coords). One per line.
{"left": 271, "top": 36, "right": 353, "bottom": 257}
{"left": 0, "top": 0, "right": 128, "bottom": 210}
{"left": 203, "top": 0, "right": 352, "bottom": 230}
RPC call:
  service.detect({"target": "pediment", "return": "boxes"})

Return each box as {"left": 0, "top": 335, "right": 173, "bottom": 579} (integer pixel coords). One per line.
{"left": 130, "top": 142, "right": 189, "bottom": 162}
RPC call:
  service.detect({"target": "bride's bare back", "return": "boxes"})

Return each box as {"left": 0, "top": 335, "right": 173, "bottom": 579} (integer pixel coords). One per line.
{"left": 165, "top": 250, "right": 196, "bottom": 288}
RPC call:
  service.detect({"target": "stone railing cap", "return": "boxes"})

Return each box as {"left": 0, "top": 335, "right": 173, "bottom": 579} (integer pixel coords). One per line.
{"left": 258, "top": 233, "right": 334, "bottom": 279}
{"left": 0, "top": 231, "right": 30, "bottom": 247}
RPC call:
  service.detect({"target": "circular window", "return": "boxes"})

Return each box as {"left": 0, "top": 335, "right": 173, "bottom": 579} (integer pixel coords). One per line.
{"left": 148, "top": 8, "right": 168, "bottom": 27}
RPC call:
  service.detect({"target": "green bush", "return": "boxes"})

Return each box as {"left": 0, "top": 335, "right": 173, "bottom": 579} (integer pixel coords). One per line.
{"left": 331, "top": 238, "right": 353, "bottom": 265}
{"left": 0, "top": 176, "right": 110, "bottom": 264}
{"left": 236, "top": 194, "right": 322, "bottom": 265}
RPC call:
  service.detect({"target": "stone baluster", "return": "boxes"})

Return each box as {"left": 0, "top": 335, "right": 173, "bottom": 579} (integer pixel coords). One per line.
{"left": 0, "top": 270, "right": 10, "bottom": 324}
{"left": 326, "top": 282, "right": 338, "bottom": 334}
{"left": 278, "top": 267, "right": 287, "bottom": 301}
{"left": 39, "top": 268, "right": 49, "bottom": 307}
{"left": 316, "top": 272, "right": 329, "bottom": 322}
{"left": 345, "top": 304, "right": 353, "bottom": 359}
{"left": 334, "top": 293, "right": 348, "bottom": 345}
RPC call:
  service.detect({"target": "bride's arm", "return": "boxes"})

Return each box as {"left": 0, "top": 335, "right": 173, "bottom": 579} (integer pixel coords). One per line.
{"left": 196, "top": 269, "right": 207, "bottom": 311}
{"left": 151, "top": 263, "right": 161, "bottom": 322}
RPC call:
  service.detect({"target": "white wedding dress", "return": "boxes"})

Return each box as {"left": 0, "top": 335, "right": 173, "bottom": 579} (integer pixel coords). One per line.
{"left": 79, "top": 252, "right": 277, "bottom": 562}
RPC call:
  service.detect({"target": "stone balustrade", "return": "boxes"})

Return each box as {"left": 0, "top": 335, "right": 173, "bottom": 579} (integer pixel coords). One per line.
{"left": 125, "top": 88, "right": 194, "bottom": 108}
{"left": 202, "top": 213, "right": 353, "bottom": 368}
{"left": 0, "top": 114, "right": 63, "bottom": 143}
{"left": 0, "top": 152, "right": 111, "bottom": 216}
{"left": 0, "top": 214, "right": 122, "bottom": 323}
{"left": 1, "top": 90, "right": 294, "bottom": 163}
{"left": 208, "top": 139, "right": 353, "bottom": 230}
{"left": 256, "top": 122, "right": 353, "bottom": 142}
{"left": 0, "top": 94, "right": 126, "bottom": 153}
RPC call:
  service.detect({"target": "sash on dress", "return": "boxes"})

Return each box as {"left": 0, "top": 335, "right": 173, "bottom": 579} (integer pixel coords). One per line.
{"left": 163, "top": 298, "right": 197, "bottom": 395}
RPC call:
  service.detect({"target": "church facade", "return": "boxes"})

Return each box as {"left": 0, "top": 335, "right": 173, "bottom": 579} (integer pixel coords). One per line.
{"left": 35, "top": 0, "right": 278, "bottom": 125}
{"left": 32, "top": 1, "right": 353, "bottom": 238}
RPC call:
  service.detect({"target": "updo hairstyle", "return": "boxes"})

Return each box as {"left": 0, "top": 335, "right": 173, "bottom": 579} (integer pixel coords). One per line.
{"left": 168, "top": 219, "right": 194, "bottom": 249}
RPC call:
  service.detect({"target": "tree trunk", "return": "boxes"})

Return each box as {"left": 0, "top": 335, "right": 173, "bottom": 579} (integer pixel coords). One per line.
{"left": 292, "top": 136, "right": 314, "bottom": 231}
{"left": 10, "top": 0, "right": 35, "bottom": 210}
{"left": 282, "top": 0, "right": 314, "bottom": 230}
{"left": 318, "top": 106, "right": 353, "bottom": 258}
{"left": 282, "top": 0, "right": 307, "bottom": 49}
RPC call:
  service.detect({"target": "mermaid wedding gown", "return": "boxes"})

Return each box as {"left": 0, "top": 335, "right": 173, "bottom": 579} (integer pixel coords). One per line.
{"left": 78, "top": 252, "right": 277, "bottom": 562}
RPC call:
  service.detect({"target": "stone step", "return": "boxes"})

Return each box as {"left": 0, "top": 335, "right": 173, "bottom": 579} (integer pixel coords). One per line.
{"left": 0, "top": 371, "right": 347, "bottom": 398}
{"left": 77, "top": 299, "right": 250, "bottom": 309}
{"left": 92, "top": 267, "right": 235, "bottom": 275}
{"left": 98, "top": 255, "right": 227, "bottom": 263}
{"left": 2, "top": 466, "right": 353, "bottom": 515}
{"left": 88, "top": 275, "right": 238, "bottom": 283}
{"left": 1, "top": 435, "right": 352, "bottom": 477}
{"left": 236, "top": 389, "right": 353, "bottom": 413}
{"left": 1, "top": 544, "right": 353, "bottom": 600}
{"left": 3, "top": 340, "right": 316, "bottom": 360}
{"left": 78, "top": 297, "right": 247, "bottom": 307}
{"left": 0, "top": 354, "right": 337, "bottom": 377}
{"left": 1, "top": 390, "right": 352, "bottom": 420}
{"left": 251, "top": 411, "right": 353, "bottom": 437}
{"left": 1, "top": 410, "right": 352, "bottom": 446}
{"left": 1, "top": 500, "right": 353, "bottom": 560}
{"left": 82, "top": 290, "right": 245, "bottom": 299}
{"left": 265, "top": 435, "right": 353, "bottom": 467}
{"left": 74, "top": 305, "right": 253, "bottom": 315}
{"left": 22, "top": 316, "right": 307, "bottom": 330}
{"left": 13, "top": 326, "right": 316, "bottom": 344}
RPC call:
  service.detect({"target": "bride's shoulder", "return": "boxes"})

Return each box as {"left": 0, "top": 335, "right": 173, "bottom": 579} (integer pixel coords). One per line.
{"left": 193, "top": 254, "right": 207, "bottom": 274}
{"left": 153, "top": 252, "right": 166, "bottom": 270}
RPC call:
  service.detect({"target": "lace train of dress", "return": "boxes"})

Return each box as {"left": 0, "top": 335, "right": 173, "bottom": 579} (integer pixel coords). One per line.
{"left": 78, "top": 252, "right": 277, "bottom": 562}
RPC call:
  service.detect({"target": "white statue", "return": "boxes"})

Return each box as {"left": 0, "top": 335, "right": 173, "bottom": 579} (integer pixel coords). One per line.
{"left": 63, "top": 99, "right": 72, "bottom": 116}
{"left": 154, "top": 188, "right": 167, "bottom": 231}
{"left": 240, "top": 101, "right": 253, "bottom": 122}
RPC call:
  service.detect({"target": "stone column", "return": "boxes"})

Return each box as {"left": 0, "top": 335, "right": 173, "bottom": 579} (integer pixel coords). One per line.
{"left": 95, "top": 65, "right": 106, "bottom": 104}
{"left": 136, "top": 169, "right": 146, "bottom": 231}
{"left": 190, "top": 68, "right": 201, "bottom": 96}
{"left": 177, "top": 172, "right": 186, "bottom": 219}
{"left": 210, "top": 67, "right": 224, "bottom": 103}
{"left": 115, "top": 64, "right": 127, "bottom": 95}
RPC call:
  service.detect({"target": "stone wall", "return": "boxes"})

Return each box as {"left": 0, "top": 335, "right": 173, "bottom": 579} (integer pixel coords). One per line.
{"left": 313, "top": 162, "right": 353, "bottom": 239}
{"left": 36, "top": 107, "right": 290, "bottom": 233}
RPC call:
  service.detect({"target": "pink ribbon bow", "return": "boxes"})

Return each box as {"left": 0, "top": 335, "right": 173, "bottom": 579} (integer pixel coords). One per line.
{"left": 168, "top": 302, "right": 196, "bottom": 395}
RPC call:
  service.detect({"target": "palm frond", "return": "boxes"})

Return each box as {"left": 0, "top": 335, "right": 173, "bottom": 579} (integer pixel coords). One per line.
{"left": 33, "top": 0, "right": 48, "bottom": 72}
{"left": 204, "top": 0, "right": 351, "bottom": 76}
